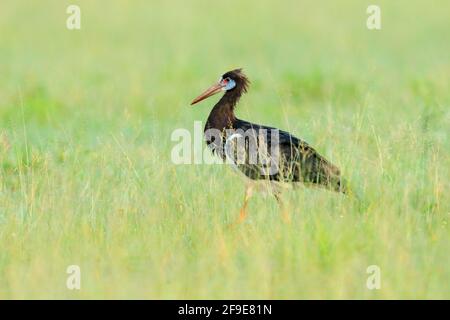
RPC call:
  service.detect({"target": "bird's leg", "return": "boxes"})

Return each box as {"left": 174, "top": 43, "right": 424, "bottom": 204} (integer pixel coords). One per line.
{"left": 237, "top": 184, "right": 253, "bottom": 223}
{"left": 274, "top": 192, "right": 291, "bottom": 224}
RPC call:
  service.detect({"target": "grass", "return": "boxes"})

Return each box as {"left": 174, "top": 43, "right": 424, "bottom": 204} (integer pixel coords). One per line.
{"left": 0, "top": 0, "right": 449, "bottom": 299}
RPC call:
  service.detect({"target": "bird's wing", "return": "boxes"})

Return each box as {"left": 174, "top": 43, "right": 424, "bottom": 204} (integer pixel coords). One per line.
{"left": 230, "top": 119, "right": 343, "bottom": 192}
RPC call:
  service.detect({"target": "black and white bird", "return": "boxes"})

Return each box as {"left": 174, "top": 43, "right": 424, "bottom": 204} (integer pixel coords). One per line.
{"left": 191, "top": 69, "right": 346, "bottom": 223}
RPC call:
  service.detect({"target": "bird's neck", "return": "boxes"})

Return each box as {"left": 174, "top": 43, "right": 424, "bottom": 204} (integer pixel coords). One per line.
{"left": 205, "top": 90, "right": 243, "bottom": 132}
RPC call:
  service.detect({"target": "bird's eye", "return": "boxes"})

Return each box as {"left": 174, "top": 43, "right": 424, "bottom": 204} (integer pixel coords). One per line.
{"left": 221, "top": 77, "right": 236, "bottom": 91}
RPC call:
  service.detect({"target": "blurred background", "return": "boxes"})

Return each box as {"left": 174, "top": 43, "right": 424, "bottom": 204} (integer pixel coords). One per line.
{"left": 0, "top": 1, "right": 448, "bottom": 299}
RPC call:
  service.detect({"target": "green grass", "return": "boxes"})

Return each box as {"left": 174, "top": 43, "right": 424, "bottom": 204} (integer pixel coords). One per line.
{"left": 0, "top": 0, "right": 449, "bottom": 299}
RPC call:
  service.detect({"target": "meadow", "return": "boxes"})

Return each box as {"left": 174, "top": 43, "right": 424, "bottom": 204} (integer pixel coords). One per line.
{"left": 0, "top": 0, "right": 448, "bottom": 299}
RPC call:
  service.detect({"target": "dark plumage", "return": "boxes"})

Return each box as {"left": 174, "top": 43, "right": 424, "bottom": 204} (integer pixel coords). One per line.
{"left": 191, "top": 69, "right": 346, "bottom": 223}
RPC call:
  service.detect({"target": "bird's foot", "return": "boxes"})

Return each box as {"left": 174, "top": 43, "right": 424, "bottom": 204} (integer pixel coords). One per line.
{"left": 238, "top": 207, "right": 247, "bottom": 223}
{"left": 281, "top": 212, "right": 291, "bottom": 224}
{"left": 281, "top": 209, "right": 291, "bottom": 224}
{"left": 226, "top": 208, "right": 247, "bottom": 229}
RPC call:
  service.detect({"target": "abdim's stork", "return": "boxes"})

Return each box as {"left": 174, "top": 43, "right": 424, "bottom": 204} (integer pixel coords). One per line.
{"left": 191, "top": 69, "right": 346, "bottom": 223}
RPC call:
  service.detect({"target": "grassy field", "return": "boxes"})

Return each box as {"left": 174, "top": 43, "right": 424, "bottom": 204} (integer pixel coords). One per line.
{"left": 0, "top": 0, "right": 449, "bottom": 299}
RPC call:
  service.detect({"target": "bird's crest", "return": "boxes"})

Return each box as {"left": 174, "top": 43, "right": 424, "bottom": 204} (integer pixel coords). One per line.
{"left": 230, "top": 68, "right": 250, "bottom": 94}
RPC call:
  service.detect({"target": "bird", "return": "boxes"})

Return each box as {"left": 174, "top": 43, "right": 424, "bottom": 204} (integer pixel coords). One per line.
{"left": 190, "top": 68, "right": 347, "bottom": 223}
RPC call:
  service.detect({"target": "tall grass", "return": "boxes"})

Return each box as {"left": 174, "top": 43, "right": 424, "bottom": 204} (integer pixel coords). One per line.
{"left": 0, "top": 0, "right": 448, "bottom": 299}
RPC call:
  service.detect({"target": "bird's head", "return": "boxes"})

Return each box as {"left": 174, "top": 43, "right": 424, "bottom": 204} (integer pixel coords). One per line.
{"left": 191, "top": 68, "right": 249, "bottom": 105}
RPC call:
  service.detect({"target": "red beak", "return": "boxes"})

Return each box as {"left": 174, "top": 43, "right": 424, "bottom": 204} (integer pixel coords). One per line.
{"left": 191, "top": 82, "right": 224, "bottom": 105}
